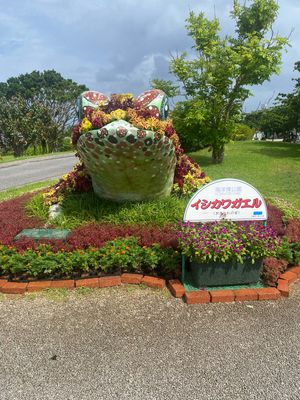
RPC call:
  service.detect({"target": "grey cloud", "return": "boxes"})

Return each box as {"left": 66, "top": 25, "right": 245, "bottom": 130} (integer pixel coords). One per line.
{"left": 0, "top": 0, "right": 299, "bottom": 110}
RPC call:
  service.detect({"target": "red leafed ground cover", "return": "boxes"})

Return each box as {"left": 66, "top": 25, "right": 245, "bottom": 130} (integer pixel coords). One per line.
{"left": 0, "top": 194, "right": 44, "bottom": 246}
{"left": 68, "top": 223, "right": 177, "bottom": 249}
{"left": 0, "top": 193, "right": 178, "bottom": 251}
{"left": 0, "top": 193, "right": 297, "bottom": 251}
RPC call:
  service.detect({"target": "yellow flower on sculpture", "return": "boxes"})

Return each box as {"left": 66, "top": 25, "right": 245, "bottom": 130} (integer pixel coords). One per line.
{"left": 80, "top": 118, "right": 92, "bottom": 132}
{"left": 110, "top": 109, "right": 127, "bottom": 121}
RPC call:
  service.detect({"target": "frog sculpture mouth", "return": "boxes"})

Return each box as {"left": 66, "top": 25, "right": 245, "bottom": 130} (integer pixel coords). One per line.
{"left": 76, "top": 90, "right": 177, "bottom": 202}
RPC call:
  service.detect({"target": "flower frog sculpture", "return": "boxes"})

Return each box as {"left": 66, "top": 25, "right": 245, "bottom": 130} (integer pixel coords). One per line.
{"left": 76, "top": 90, "right": 177, "bottom": 202}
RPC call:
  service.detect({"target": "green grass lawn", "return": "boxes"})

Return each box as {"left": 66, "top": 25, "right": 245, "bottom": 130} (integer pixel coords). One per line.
{"left": 0, "top": 179, "right": 57, "bottom": 202}
{"left": 8, "top": 140, "right": 300, "bottom": 228}
{"left": 190, "top": 141, "right": 300, "bottom": 209}
{"left": 27, "top": 192, "right": 187, "bottom": 229}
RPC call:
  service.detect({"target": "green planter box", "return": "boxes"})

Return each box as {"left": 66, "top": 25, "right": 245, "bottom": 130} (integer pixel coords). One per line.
{"left": 190, "top": 259, "right": 263, "bottom": 287}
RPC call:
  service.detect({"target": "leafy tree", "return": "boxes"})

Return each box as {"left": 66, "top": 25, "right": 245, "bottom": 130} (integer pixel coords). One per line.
{"left": 150, "top": 79, "right": 180, "bottom": 99}
{"left": 244, "top": 106, "right": 289, "bottom": 139}
{"left": 0, "top": 96, "right": 36, "bottom": 156}
{"left": 276, "top": 62, "right": 300, "bottom": 139}
{"left": 243, "top": 109, "right": 265, "bottom": 130}
{"left": 244, "top": 61, "right": 300, "bottom": 142}
{"left": 0, "top": 70, "right": 88, "bottom": 152}
{"left": 169, "top": 0, "right": 288, "bottom": 163}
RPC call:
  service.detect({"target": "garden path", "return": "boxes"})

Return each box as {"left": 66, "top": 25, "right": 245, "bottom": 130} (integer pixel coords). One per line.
{"left": 0, "top": 284, "right": 299, "bottom": 399}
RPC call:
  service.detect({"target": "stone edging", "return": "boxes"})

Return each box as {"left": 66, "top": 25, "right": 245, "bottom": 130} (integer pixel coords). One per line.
{"left": 0, "top": 267, "right": 299, "bottom": 304}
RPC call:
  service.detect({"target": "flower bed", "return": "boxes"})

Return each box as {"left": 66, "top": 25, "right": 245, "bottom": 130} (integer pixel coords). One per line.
{"left": 0, "top": 237, "right": 180, "bottom": 281}
{"left": 0, "top": 192, "right": 300, "bottom": 292}
{"left": 177, "top": 221, "right": 280, "bottom": 264}
{"left": 0, "top": 193, "right": 44, "bottom": 245}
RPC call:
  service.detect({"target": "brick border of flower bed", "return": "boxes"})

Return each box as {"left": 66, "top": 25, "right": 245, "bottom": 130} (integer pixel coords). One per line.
{"left": 178, "top": 265, "right": 300, "bottom": 304}
{"left": 0, "top": 266, "right": 299, "bottom": 302}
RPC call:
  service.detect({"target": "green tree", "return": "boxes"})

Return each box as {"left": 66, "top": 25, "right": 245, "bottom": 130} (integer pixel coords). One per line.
{"left": 150, "top": 79, "right": 180, "bottom": 99}
{"left": 244, "top": 106, "right": 289, "bottom": 138}
{"left": 170, "top": 0, "right": 288, "bottom": 163}
{"left": 244, "top": 61, "right": 300, "bottom": 142}
{"left": 0, "top": 70, "right": 88, "bottom": 152}
{"left": 276, "top": 62, "right": 300, "bottom": 140}
{"left": 0, "top": 96, "right": 36, "bottom": 156}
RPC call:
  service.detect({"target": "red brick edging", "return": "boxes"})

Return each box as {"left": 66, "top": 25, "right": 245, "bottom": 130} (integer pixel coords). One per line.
{"left": 0, "top": 266, "right": 299, "bottom": 305}
{"left": 168, "top": 265, "right": 300, "bottom": 305}
{"left": 0, "top": 274, "right": 165, "bottom": 295}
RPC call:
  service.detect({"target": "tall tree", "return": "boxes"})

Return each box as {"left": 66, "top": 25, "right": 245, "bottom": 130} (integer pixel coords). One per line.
{"left": 150, "top": 79, "right": 180, "bottom": 99}
{"left": 244, "top": 61, "right": 300, "bottom": 142}
{"left": 0, "top": 70, "right": 88, "bottom": 152}
{"left": 170, "top": 0, "right": 288, "bottom": 163}
{"left": 276, "top": 62, "right": 300, "bottom": 137}
{"left": 0, "top": 96, "right": 35, "bottom": 156}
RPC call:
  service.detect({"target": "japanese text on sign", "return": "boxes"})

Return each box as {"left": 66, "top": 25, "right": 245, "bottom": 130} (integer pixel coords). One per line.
{"left": 183, "top": 179, "right": 268, "bottom": 222}
{"left": 191, "top": 198, "right": 262, "bottom": 211}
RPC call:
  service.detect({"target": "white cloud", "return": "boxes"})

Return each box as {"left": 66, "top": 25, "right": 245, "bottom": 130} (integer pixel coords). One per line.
{"left": 0, "top": 0, "right": 299, "bottom": 110}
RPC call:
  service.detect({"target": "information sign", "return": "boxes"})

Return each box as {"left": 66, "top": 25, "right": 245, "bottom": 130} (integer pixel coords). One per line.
{"left": 184, "top": 178, "right": 268, "bottom": 222}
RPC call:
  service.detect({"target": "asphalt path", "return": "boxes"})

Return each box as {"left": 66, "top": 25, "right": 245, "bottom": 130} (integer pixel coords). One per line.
{"left": 0, "top": 284, "right": 299, "bottom": 400}
{"left": 0, "top": 153, "right": 77, "bottom": 191}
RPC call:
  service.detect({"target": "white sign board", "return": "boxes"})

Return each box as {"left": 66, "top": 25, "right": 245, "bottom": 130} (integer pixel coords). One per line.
{"left": 184, "top": 178, "right": 268, "bottom": 223}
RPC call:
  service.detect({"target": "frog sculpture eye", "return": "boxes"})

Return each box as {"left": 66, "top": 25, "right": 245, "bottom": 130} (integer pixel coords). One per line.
{"left": 134, "top": 89, "right": 169, "bottom": 120}
{"left": 76, "top": 91, "right": 109, "bottom": 119}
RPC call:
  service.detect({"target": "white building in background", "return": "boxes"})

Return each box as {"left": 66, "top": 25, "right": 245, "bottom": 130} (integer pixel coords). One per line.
{"left": 253, "top": 131, "right": 264, "bottom": 140}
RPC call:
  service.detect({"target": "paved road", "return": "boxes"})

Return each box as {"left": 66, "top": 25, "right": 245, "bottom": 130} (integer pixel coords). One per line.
{"left": 0, "top": 284, "right": 299, "bottom": 400}
{"left": 0, "top": 154, "right": 77, "bottom": 191}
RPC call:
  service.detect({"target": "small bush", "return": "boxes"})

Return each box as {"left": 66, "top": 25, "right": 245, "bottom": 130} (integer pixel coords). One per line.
{"left": 285, "top": 219, "right": 300, "bottom": 243}
{"left": 267, "top": 198, "right": 300, "bottom": 222}
{"left": 0, "top": 238, "right": 180, "bottom": 279}
{"left": 232, "top": 124, "right": 254, "bottom": 141}
{"left": 59, "top": 136, "right": 73, "bottom": 152}
{"left": 262, "top": 257, "right": 288, "bottom": 287}
{"left": 267, "top": 203, "right": 286, "bottom": 236}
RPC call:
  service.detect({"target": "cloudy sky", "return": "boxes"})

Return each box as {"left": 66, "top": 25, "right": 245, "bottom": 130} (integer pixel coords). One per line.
{"left": 0, "top": 0, "right": 299, "bottom": 111}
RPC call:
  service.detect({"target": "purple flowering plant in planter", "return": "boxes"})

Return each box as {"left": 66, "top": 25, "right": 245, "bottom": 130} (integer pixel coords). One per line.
{"left": 177, "top": 221, "right": 281, "bottom": 265}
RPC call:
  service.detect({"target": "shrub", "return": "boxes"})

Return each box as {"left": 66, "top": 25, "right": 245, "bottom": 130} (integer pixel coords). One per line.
{"left": 59, "top": 136, "right": 73, "bottom": 152}
{"left": 267, "top": 198, "right": 300, "bottom": 222}
{"left": 262, "top": 257, "right": 288, "bottom": 287}
{"left": 232, "top": 124, "right": 254, "bottom": 141}
{"left": 266, "top": 203, "right": 286, "bottom": 236}
{"left": 0, "top": 239, "right": 180, "bottom": 279}
{"left": 285, "top": 219, "right": 300, "bottom": 243}
{"left": 262, "top": 239, "right": 300, "bottom": 286}
{"left": 98, "top": 237, "right": 150, "bottom": 273}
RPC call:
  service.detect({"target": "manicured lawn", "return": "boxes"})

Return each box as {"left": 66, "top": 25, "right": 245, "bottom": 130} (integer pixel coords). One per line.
{"left": 27, "top": 192, "right": 187, "bottom": 229}
{"left": 0, "top": 179, "right": 57, "bottom": 202}
{"left": 190, "top": 141, "right": 300, "bottom": 209}
{"left": 0, "top": 151, "right": 74, "bottom": 164}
